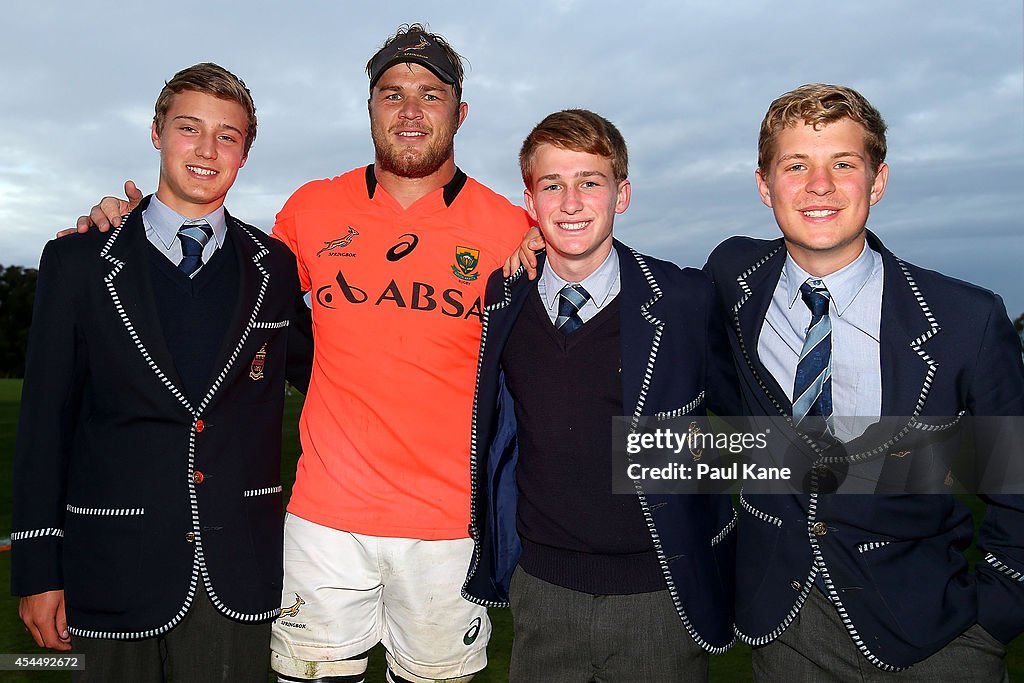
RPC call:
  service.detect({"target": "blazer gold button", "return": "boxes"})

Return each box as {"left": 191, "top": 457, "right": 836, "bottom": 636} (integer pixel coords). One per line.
{"left": 791, "top": 580, "right": 801, "bottom": 591}
{"left": 195, "top": 420, "right": 205, "bottom": 433}
{"left": 185, "top": 531, "right": 196, "bottom": 543}
{"left": 193, "top": 471, "right": 204, "bottom": 484}
{"left": 812, "top": 521, "right": 829, "bottom": 536}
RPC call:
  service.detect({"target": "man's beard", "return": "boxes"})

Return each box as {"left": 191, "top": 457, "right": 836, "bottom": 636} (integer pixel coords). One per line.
{"left": 371, "top": 118, "right": 457, "bottom": 179}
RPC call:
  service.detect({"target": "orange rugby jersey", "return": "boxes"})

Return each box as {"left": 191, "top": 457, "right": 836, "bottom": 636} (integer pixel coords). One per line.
{"left": 274, "top": 166, "right": 530, "bottom": 539}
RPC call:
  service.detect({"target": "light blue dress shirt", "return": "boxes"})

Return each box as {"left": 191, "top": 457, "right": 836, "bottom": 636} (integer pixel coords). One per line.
{"left": 143, "top": 195, "right": 227, "bottom": 267}
{"left": 538, "top": 248, "right": 621, "bottom": 325}
{"left": 758, "top": 241, "right": 884, "bottom": 443}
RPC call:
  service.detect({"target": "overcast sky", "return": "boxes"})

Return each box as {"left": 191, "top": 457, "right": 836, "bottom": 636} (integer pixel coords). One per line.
{"left": 2, "top": 1, "right": 1022, "bottom": 316}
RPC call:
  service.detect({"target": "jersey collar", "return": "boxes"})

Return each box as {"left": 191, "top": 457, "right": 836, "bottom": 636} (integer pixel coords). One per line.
{"left": 364, "top": 164, "right": 468, "bottom": 208}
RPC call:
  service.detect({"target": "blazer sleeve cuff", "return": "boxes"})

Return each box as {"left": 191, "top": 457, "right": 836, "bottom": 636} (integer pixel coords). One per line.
{"left": 10, "top": 533, "right": 63, "bottom": 597}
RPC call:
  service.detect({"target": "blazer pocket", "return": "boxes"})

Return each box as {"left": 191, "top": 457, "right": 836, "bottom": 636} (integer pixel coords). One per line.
{"left": 736, "top": 492, "right": 783, "bottom": 609}
{"left": 230, "top": 326, "right": 289, "bottom": 404}
{"left": 63, "top": 506, "right": 145, "bottom": 615}
{"left": 739, "top": 491, "right": 783, "bottom": 529}
{"left": 252, "top": 319, "right": 290, "bottom": 331}
{"left": 855, "top": 536, "right": 955, "bottom": 643}
{"left": 243, "top": 486, "right": 284, "bottom": 591}
{"left": 653, "top": 390, "right": 706, "bottom": 420}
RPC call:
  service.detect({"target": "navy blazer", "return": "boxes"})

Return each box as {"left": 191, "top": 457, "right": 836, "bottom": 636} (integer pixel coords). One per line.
{"left": 11, "top": 197, "right": 313, "bottom": 638}
{"left": 463, "top": 240, "right": 739, "bottom": 653}
{"left": 704, "top": 231, "right": 1024, "bottom": 670}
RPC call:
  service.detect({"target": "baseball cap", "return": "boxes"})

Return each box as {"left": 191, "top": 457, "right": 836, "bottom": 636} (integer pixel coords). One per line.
{"left": 367, "top": 31, "right": 460, "bottom": 90}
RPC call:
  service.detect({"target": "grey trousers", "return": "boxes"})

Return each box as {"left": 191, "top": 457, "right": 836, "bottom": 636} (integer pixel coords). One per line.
{"left": 71, "top": 582, "right": 272, "bottom": 683}
{"left": 508, "top": 566, "right": 708, "bottom": 683}
{"left": 752, "top": 587, "right": 1008, "bottom": 682}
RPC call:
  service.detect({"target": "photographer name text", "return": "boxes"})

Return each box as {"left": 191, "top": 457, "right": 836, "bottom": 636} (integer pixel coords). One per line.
{"left": 627, "top": 462, "right": 791, "bottom": 481}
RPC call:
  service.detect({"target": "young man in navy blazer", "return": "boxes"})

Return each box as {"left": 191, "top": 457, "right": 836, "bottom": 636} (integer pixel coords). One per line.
{"left": 704, "top": 83, "right": 1024, "bottom": 679}
{"left": 463, "top": 109, "right": 738, "bottom": 682}
{"left": 11, "top": 63, "right": 311, "bottom": 681}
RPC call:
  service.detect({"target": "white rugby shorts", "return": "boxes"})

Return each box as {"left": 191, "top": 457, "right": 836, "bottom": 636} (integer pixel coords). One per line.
{"left": 270, "top": 514, "right": 491, "bottom": 680}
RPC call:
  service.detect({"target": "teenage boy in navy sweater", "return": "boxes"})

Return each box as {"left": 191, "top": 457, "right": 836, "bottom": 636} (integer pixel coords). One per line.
{"left": 463, "top": 109, "right": 738, "bottom": 682}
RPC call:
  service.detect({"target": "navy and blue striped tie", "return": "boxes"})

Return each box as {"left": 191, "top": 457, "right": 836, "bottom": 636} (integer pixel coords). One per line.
{"left": 792, "top": 279, "right": 834, "bottom": 436}
{"left": 177, "top": 222, "right": 213, "bottom": 277}
{"left": 556, "top": 284, "right": 590, "bottom": 335}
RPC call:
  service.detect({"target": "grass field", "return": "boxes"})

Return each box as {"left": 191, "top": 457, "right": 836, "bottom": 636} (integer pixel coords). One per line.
{"left": 0, "top": 378, "right": 1018, "bottom": 681}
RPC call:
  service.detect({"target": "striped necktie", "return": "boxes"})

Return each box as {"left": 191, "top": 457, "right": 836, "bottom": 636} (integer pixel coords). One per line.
{"left": 177, "top": 222, "right": 213, "bottom": 277}
{"left": 556, "top": 284, "right": 590, "bottom": 335}
{"left": 792, "top": 279, "right": 834, "bottom": 436}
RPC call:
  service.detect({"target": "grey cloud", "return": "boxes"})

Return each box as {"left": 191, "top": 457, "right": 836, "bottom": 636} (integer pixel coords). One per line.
{"left": 0, "top": 0, "right": 1020, "bottom": 316}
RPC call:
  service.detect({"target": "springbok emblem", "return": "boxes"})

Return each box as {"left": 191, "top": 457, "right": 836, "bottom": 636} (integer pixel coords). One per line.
{"left": 280, "top": 593, "right": 305, "bottom": 618}
{"left": 316, "top": 227, "right": 360, "bottom": 256}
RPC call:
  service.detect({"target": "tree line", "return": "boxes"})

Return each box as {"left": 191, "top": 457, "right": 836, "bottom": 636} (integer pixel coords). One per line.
{"left": 0, "top": 263, "right": 1021, "bottom": 378}
{"left": 0, "top": 264, "right": 37, "bottom": 378}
